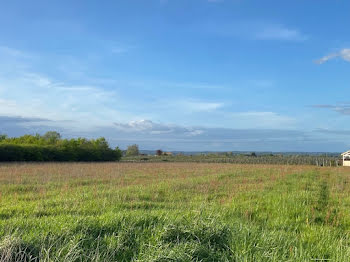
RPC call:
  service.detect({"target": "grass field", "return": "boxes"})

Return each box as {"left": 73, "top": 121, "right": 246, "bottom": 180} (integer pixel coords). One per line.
{"left": 1, "top": 162, "right": 350, "bottom": 261}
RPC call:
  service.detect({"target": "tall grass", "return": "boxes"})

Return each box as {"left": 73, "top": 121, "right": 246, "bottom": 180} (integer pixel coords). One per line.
{"left": 0, "top": 163, "right": 350, "bottom": 261}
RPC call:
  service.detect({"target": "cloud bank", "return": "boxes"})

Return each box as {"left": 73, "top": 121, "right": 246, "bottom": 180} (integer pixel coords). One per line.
{"left": 0, "top": 116, "right": 348, "bottom": 152}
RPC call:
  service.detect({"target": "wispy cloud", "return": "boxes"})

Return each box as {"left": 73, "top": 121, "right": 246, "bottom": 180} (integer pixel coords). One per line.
{"left": 176, "top": 100, "right": 224, "bottom": 112}
{"left": 230, "top": 111, "right": 295, "bottom": 129}
{"left": 248, "top": 79, "right": 274, "bottom": 88}
{"left": 0, "top": 46, "right": 32, "bottom": 59}
{"left": 111, "top": 43, "right": 136, "bottom": 54}
{"left": 254, "top": 24, "right": 307, "bottom": 41}
{"left": 164, "top": 82, "right": 225, "bottom": 90}
{"left": 0, "top": 71, "right": 126, "bottom": 129}
{"left": 314, "top": 128, "right": 350, "bottom": 136}
{"left": 0, "top": 115, "right": 50, "bottom": 124}
{"left": 22, "top": 73, "right": 54, "bottom": 88}
{"left": 312, "top": 103, "right": 350, "bottom": 115}
{"left": 202, "top": 21, "right": 307, "bottom": 42}
{"left": 315, "top": 49, "right": 350, "bottom": 64}
{"left": 114, "top": 120, "right": 204, "bottom": 137}
{"left": 111, "top": 46, "right": 129, "bottom": 54}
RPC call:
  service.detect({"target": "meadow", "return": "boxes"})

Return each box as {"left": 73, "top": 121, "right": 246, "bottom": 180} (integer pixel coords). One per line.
{"left": 1, "top": 162, "right": 350, "bottom": 261}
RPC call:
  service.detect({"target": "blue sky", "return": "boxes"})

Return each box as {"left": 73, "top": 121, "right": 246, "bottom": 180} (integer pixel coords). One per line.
{"left": 1, "top": 0, "right": 350, "bottom": 152}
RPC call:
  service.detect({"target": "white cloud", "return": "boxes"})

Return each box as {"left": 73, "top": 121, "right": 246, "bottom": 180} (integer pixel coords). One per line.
{"left": 312, "top": 103, "right": 350, "bottom": 115}
{"left": 249, "top": 79, "right": 274, "bottom": 88}
{"left": 22, "top": 73, "right": 54, "bottom": 88}
{"left": 230, "top": 111, "right": 295, "bottom": 129}
{"left": 110, "top": 119, "right": 328, "bottom": 152}
{"left": 115, "top": 120, "right": 155, "bottom": 131}
{"left": 111, "top": 47, "right": 128, "bottom": 54}
{"left": 0, "top": 46, "right": 31, "bottom": 59}
{"left": 315, "top": 49, "right": 350, "bottom": 64}
{"left": 163, "top": 82, "right": 225, "bottom": 90}
{"left": 111, "top": 43, "right": 136, "bottom": 54}
{"left": 114, "top": 120, "right": 204, "bottom": 137}
{"left": 0, "top": 71, "right": 129, "bottom": 130}
{"left": 202, "top": 21, "right": 306, "bottom": 42}
{"left": 0, "top": 99, "right": 18, "bottom": 113}
{"left": 177, "top": 100, "right": 224, "bottom": 112}
{"left": 112, "top": 112, "right": 295, "bottom": 141}
{"left": 255, "top": 25, "right": 307, "bottom": 41}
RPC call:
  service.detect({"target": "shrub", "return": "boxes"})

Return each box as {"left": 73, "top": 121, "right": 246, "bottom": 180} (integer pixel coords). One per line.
{"left": 126, "top": 144, "right": 139, "bottom": 156}
{"left": 0, "top": 132, "right": 122, "bottom": 162}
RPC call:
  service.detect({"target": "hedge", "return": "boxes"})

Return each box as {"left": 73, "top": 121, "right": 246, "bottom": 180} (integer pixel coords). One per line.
{"left": 0, "top": 144, "right": 122, "bottom": 162}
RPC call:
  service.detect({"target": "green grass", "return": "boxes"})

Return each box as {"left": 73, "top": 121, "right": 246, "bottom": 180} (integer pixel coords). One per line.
{"left": 1, "top": 162, "right": 350, "bottom": 261}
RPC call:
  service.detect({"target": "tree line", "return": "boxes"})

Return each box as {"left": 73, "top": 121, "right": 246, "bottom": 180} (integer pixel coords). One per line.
{"left": 0, "top": 131, "right": 122, "bottom": 162}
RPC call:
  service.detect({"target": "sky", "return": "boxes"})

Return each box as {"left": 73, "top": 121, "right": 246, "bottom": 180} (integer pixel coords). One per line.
{"left": 0, "top": 0, "right": 350, "bottom": 152}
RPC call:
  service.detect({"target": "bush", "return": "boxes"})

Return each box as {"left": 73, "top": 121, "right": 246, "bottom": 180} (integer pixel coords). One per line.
{"left": 0, "top": 144, "right": 122, "bottom": 162}
{"left": 126, "top": 144, "right": 139, "bottom": 156}
{"left": 0, "top": 132, "right": 122, "bottom": 162}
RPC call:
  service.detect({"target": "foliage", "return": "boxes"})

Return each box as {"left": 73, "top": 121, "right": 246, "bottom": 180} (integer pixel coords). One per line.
{"left": 42, "top": 131, "right": 61, "bottom": 144}
{"left": 156, "top": 149, "right": 163, "bottom": 156}
{"left": 0, "top": 132, "right": 122, "bottom": 162}
{"left": 126, "top": 144, "right": 139, "bottom": 156}
{"left": 0, "top": 134, "right": 7, "bottom": 142}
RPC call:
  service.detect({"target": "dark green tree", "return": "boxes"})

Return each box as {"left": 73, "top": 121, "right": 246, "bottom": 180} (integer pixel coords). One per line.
{"left": 43, "top": 131, "right": 61, "bottom": 144}
{"left": 0, "top": 134, "right": 7, "bottom": 142}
